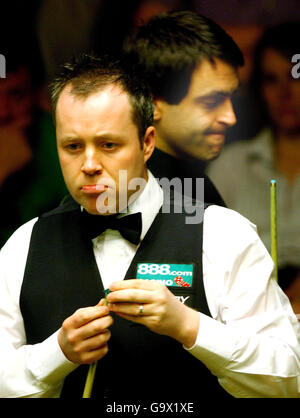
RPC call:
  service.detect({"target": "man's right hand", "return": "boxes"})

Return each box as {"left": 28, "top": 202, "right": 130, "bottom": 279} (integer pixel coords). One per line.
{"left": 58, "top": 302, "right": 113, "bottom": 364}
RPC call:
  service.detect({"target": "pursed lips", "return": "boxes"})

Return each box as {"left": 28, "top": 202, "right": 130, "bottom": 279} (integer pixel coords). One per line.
{"left": 81, "top": 184, "right": 109, "bottom": 193}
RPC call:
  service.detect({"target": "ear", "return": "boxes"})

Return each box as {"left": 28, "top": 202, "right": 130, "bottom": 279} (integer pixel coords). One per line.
{"left": 142, "top": 126, "right": 156, "bottom": 163}
{"left": 153, "top": 98, "right": 164, "bottom": 122}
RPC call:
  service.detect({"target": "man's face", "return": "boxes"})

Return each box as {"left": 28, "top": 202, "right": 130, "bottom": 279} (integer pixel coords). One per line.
{"left": 56, "top": 84, "right": 155, "bottom": 215}
{"left": 154, "top": 58, "right": 239, "bottom": 161}
{"left": 261, "top": 48, "right": 300, "bottom": 135}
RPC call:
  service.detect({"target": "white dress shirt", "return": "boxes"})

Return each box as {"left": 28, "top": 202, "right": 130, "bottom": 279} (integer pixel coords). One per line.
{"left": 0, "top": 171, "right": 300, "bottom": 398}
{"left": 207, "top": 128, "right": 300, "bottom": 269}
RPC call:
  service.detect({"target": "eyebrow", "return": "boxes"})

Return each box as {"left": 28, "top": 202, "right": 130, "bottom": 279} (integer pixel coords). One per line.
{"left": 200, "top": 84, "right": 241, "bottom": 99}
{"left": 193, "top": 85, "right": 241, "bottom": 105}
{"left": 59, "top": 133, "right": 125, "bottom": 143}
{"left": 94, "top": 133, "right": 125, "bottom": 141}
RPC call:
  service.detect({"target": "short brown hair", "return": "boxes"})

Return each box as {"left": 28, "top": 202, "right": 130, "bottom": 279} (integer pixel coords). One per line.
{"left": 49, "top": 53, "right": 154, "bottom": 143}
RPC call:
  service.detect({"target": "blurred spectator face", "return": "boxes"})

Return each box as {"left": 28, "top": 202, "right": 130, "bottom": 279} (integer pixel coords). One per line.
{"left": 0, "top": 67, "right": 33, "bottom": 129}
{"left": 261, "top": 48, "right": 300, "bottom": 135}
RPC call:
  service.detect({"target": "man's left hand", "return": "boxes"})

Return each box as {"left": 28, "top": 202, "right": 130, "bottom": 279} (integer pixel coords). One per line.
{"left": 107, "top": 279, "right": 199, "bottom": 348}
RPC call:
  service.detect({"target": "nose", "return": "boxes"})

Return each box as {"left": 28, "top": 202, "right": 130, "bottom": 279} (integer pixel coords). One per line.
{"left": 218, "top": 98, "right": 237, "bottom": 128}
{"left": 81, "top": 147, "right": 102, "bottom": 176}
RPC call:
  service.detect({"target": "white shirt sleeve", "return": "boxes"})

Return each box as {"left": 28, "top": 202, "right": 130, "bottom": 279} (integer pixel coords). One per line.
{"left": 0, "top": 219, "right": 77, "bottom": 398}
{"left": 186, "top": 205, "right": 300, "bottom": 398}
{"left": 0, "top": 173, "right": 162, "bottom": 398}
{"left": 1, "top": 203, "right": 300, "bottom": 398}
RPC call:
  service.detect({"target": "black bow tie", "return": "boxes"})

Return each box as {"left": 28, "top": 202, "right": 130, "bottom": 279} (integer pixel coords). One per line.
{"left": 80, "top": 210, "right": 142, "bottom": 245}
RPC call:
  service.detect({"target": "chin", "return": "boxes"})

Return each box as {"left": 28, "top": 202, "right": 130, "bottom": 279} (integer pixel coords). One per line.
{"left": 204, "top": 149, "right": 222, "bottom": 162}
{"left": 82, "top": 205, "right": 99, "bottom": 215}
{"left": 79, "top": 196, "right": 100, "bottom": 215}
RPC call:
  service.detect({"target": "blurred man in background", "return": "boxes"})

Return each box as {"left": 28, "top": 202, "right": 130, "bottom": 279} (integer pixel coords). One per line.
{"left": 124, "top": 10, "right": 244, "bottom": 205}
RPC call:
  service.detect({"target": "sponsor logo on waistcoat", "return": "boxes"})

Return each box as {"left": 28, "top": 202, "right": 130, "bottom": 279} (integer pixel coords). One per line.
{"left": 136, "top": 263, "right": 194, "bottom": 304}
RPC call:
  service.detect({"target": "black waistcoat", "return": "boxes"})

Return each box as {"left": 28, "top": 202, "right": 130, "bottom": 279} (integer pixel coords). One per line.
{"left": 20, "top": 196, "right": 230, "bottom": 400}
{"left": 148, "top": 148, "right": 226, "bottom": 207}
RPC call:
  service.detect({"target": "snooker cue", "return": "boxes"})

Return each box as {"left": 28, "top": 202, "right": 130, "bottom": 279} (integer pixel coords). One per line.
{"left": 270, "top": 180, "right": 278, "bottom": 282}
{"left": 82, "top": 294, "right": 109, "bottom": 398}
{"left": 82, "top": 361, "right": 98, "bottom": 398}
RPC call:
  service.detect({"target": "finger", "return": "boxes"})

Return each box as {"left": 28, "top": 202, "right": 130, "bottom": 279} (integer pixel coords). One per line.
{"left": 79, "top": 329, "right": 112, "bottom": 353}
{"left": 78, "top": 344, "right": 109, "bottom": 365}
{"left": 109, "top": 279, "right": 158, "bottom": 291}
{"left": 79, "top": 315, "right": 114, "bottom": 340}
{"left": 71, "top": 305, "right": 110, "bottom": 328}
{"left": 107, "top": 288, "right": 153, "bottom": 304}
{"left": 112, "top": 311, "right": 148, "bottom": 327}
{"left": 97, "top": 298, "right": 106, "bottom": 306}
{"left": 109, "top": 302, "right": 149, "bottom": 317}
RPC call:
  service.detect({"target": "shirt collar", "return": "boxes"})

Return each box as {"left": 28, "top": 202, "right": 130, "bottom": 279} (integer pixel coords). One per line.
{"left": 125, "top": 170, "right": 163, "bottom": 240}
{"left": 82, "top": 170, "right": 163, "bottom": 242}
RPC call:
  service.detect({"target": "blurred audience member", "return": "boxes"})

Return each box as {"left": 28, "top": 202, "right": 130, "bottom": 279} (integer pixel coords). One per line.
{"left": 207, "top": 22, "right": 300, "bottom": 313}
{"left": 0, "top": 53, "right": 33, "bottom": 187}
{"left": 0, "top": 36, "right": 67, "bottom": 247}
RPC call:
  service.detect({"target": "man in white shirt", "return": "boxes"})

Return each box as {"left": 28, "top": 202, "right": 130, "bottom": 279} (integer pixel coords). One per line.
{"left": 0, "top": 53, "right": 300, "bottom": 399}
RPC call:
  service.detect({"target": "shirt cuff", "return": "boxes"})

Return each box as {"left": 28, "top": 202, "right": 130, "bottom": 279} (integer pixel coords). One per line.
{"left": 26, "top": 330, "right": 78, "bottom": 386}
{"left": 184, "top": 313, "right": 235, "bottom": 375}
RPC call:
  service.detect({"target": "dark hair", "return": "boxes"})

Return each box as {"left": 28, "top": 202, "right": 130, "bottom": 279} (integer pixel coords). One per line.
{"left": 251, "top": 21, "right": 300, "bottom": 90}
{"left": 124, "top": 10, "right": 244, "bottom": 104}
{"left": 250, "top": 21, "right": 300, "bottom": 127}
{"left": 49, "top": 53, "right": 154, "bottom": 142}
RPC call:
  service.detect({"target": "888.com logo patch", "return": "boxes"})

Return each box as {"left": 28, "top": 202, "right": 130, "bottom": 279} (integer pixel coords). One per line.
{"left": 136, "top": 263, "right": 193, "bottom": 287}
